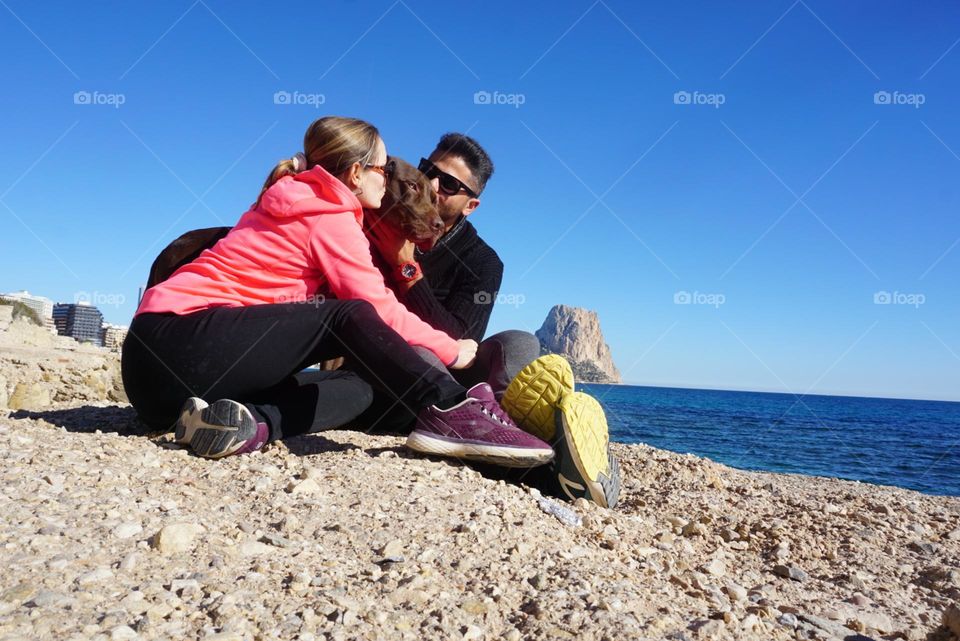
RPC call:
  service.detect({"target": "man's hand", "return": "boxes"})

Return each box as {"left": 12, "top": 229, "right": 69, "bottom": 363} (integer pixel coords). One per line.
{"left": 449, "top": 338, "right": 478, "bottom": 369}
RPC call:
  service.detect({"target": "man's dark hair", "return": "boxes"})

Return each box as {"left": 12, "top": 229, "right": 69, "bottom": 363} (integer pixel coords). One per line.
{"left": 431, "top": 133, "right": 495, "bottom": 194}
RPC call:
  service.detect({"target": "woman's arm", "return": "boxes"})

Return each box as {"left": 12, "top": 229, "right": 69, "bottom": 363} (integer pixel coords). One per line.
{"left": 307, "top": 211, "right": 460, "bottom": 365}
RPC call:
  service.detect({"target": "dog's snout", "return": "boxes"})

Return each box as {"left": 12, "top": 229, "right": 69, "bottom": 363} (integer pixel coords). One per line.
{"left": 431, "top": 218, "right": 444, "bottom": 233}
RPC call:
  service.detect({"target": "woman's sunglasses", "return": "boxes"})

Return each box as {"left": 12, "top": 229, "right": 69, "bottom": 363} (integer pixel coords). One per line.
{"left": 364, "top": 162, "right": 391, "bottom": 178}
{"left": 418, "top": 158, "right": 478, "bottom": 198}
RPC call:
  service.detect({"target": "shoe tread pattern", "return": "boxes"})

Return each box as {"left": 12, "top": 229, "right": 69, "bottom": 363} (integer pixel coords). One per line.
{"left": 502, "top": 355, "right": 574, "bottom": 440}
{"left": 558, "top": 392, "right": 610, "bottom": 482}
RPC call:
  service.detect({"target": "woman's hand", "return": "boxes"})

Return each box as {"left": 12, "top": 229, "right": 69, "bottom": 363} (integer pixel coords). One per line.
{"left": 365, "top": 216, "right": 416, "bottom": 266}
{"left": 449, "top": 338, "right": 478, "bottom": 370}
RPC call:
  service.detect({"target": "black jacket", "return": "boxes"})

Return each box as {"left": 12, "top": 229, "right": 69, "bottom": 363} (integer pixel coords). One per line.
{"left": 402, "top": 217, "right": 503, "bottom": 342}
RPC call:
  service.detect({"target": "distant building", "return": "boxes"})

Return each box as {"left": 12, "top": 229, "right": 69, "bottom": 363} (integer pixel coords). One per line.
{"left": 53, "top": 303, "right": 104, "bottom": 346}
{"left": 101, "top": 323, "right": 128, "bottom": 351}
{"left": 1, "top": 290, "right": 56, "bottom": 333}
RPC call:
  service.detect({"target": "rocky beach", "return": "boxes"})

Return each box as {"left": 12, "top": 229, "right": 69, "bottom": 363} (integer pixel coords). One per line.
{"left": 1, "top": 312, "right": 959, "bottom": 641}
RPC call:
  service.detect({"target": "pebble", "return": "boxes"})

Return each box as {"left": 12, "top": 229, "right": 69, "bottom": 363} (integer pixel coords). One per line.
{"left": 113, "top": 522, "right": 143, "bottom": 539}
{"left": 110, "top": 626, "right": 138, "bottom": 641}
{"left": 286, "top": 478, "right": 321, "bottom": 495}
{"left": 238, "top": 540, "right": 274, "bottom": 556}
{"left": 944, "top": 605, "right": 960, "bottom": 635}
{"left": 772, "top": 564, "right": 808, "bottom": 582}
{"left": 723, "top": 582, "right": 748, "bottom": 603}
{"left": 701, "top": 559, "right": 726, "bottom": 577}
{"left": 853, "top": 611, "right": 895, "bottom": 633}
{"left": 77, "top": 567, "right": 114, "bottom": 585}
{"left": 777, "top": 613, "right": 798, "bottom": 627}
{"left": 152, "top": 523, "right": 204, "bottom": 554}
{"left": 379, "top": 539, "right": 404, "bottom": 558}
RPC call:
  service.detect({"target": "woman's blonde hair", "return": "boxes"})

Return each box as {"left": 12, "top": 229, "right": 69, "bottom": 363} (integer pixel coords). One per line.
{"left": 257, "top": 116, "right": 380, "bottom": 206}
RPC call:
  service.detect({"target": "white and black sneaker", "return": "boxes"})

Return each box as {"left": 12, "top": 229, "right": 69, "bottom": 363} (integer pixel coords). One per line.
{"left": 174, "top": 397, "right": 268, "bottom": 459}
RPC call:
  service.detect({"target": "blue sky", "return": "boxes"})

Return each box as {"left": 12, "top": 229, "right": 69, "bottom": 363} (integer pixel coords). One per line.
{"left": 2, "top": 1, "right": 959, "bottom": 401}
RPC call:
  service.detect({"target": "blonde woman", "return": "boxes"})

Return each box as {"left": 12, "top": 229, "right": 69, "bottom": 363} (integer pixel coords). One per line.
{"left": 122, "top": 116, "right": 553, "bottom": 466}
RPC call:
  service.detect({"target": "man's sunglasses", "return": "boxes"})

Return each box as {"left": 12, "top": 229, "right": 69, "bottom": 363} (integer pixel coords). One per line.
{"left": 418, "top": 158, "right": 478, "bottom": 198}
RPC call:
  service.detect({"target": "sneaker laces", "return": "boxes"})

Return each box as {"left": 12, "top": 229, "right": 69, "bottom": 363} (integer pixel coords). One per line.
{"left": 478, "top": 399, "right": 514, "bottom": 428}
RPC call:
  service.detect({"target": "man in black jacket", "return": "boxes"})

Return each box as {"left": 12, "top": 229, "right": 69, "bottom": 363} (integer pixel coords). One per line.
{"left": 363, "top": 134, "right": 622, "bottom": 508}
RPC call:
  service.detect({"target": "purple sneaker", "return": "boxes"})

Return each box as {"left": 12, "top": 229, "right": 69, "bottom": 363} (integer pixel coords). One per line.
{"left": 177, "top": 397, "right": 269, "bottom": 459}
{"left": 406, "top": 383, "right": 555, "bottom": 468}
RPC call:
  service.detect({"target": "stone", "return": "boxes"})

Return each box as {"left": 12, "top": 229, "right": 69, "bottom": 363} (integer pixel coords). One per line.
{"left": 77, "top": 567, "right": 114, "bottom": 585}
{"left": 110, "top": 625, "right": 138, "bottom": 640}
{"left": 378, "top": 539, "right": 404, "bottom": 558}
{"left": 853, "top": 611, "right": 895, "bottom": 633}
{"left": 777, "top": 613, "right": 798, "bottom": 627}
{"left": 741, "top": 614, "right": 764, "bottom": 631}
{"left": 152, "top": 523, "right": 204, "bottom": 554}
{"left": 463, "top": 624, "right": 484, "bottom": 640}
{"left": 286, "top": 478, "right": 321, "bottom": 495}
{"left": 113, "top": 522, "right": 143, "bottom": 539}
{"left": 943, "top": 605, "right": 960, "bottom": 635}
{"left": 773, "top": 564, "right": 808, "bottom": 582}
{"left": 681, "top": 521, "right": 707, "bottom": 537}
{"left": 260, "top": 533, "right": 294, "bottom": 548}
{"left": 723, "top": 582, "right": 747, "bottom": 603}
{"left": 909, "top": 540, "right": 938, "bottom": 555}
{"left": 7, "top": 382, "right": 50, "bottom": 410}
{"left": 701, "top": 559, "right": 726, "bottom": 577}
{"left": 238, "top": 540, "right": 274, "bottom": 556}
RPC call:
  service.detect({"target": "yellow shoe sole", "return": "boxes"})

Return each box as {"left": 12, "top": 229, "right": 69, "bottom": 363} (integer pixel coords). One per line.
{"left": 555, "top": 392, "right": 619, "bottom": 508}
{"left": 501, "top": 354, "right": 574, "bottom": 440}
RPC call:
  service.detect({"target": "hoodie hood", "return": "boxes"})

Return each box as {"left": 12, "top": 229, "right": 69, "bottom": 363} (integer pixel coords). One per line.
{"left": 257, "top": 165, "right": 362, "bottom": 221}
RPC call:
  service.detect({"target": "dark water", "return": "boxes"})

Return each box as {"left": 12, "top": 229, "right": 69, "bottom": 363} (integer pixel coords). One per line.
{"left": 579, "top": 384, "right": 960, "bottom": 497}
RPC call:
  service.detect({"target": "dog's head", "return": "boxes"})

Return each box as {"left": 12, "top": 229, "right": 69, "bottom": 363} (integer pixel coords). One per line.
{"left": 364, "top": 156, "right": 443, "bottom": 251}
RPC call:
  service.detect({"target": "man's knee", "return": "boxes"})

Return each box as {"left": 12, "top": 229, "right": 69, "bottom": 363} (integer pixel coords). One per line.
{"left": 483, "top": 330, "right": 541, "bottom": 361}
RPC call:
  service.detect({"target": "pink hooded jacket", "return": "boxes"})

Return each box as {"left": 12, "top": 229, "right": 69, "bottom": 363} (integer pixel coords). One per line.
{"left": 136, "top": 165, "right": 459, "bottom": 365}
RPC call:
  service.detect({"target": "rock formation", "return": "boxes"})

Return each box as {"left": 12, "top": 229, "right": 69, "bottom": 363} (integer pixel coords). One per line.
{"left": 536, "top": 305, "right": 621, "bottom": 383}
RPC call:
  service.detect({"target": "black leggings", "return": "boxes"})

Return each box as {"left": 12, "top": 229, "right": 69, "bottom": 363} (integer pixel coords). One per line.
{"left": 121, "top": 300, "right": 464, "bottom": 440}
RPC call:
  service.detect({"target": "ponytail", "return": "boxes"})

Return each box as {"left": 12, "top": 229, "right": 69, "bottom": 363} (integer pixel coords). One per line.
{"left": 255, "top": 116, "right": 380, "bottom": 208}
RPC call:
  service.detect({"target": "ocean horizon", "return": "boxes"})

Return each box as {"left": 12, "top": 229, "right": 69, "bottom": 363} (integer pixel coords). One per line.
{"left": 580, "top": 382, "right": 960, "bottom": 498}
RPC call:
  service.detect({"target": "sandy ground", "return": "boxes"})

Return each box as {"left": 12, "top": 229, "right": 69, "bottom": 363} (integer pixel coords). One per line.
{"left": 1, "top": 316, "right": 958, "bottom": 641}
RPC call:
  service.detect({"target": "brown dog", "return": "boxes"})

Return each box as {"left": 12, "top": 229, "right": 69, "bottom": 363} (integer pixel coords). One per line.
{"left": 363, "top": 156, "right": 443, "bottom": 253}
{"left": 146, "top": 156, "right": 440, "bottom": 289}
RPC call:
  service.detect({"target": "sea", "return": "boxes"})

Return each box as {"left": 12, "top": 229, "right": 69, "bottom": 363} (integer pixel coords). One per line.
{"left": 579, "top": 383, "right": 960, "bottom": 497}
